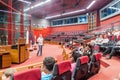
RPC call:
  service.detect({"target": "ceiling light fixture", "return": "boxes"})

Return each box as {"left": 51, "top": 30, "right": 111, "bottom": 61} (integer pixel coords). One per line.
{"left": 86, "top": 0, "right": 96, "bottom": 9}
{"left": 45, "top": 14, "right": 61, "bottom": 19}
{"left": 45, "top": 9, "right": 85, "bottom": 19}
{"left": 62, "top": 9, "right": 85, "bottom": 16}
{"left": 45, "top": 0, "right": 96, "bottom": 19}
{"left": 24, "top": 0, "right": 51, "bottom": 12}
{"left": 18, "top": 0, "right": 31, "bottom": 4}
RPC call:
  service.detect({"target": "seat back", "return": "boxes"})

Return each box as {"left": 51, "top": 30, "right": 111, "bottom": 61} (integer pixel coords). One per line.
{"left": 72, "top": 56, "right": 89, "bottom": 80}
{"left": 89, "top": 53, "right": 102, "bottom": 75}
{"left": 94, "top": 45, "right": 99, "bottom": 51}
{"left": 51, "top": 60, "right": 71, "bottom": 80}
{"left": 12, "top": 68, "right": 41, "bottom": 80}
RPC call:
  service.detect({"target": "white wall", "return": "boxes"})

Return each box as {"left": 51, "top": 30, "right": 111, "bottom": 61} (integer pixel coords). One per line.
{"left": 31, "top": 16, "right": 50, "bottom": 28}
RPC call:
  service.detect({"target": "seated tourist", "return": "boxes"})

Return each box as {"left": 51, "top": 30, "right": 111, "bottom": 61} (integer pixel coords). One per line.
{"left": 65, "top": 40, "right": 73, "bottom": 49}
{"left": 103, "top": 39, "right": 119, "bottom": 59}
{"left": 101, "top": 34, "right": 109, "bottom": 44}
{"left": 2, "top": 68, "right": 17, "bottom": 80}
{"left": 83, "top": 44, "right": 92, "bottom": 57}
{"left": 89, "top": 41, "right": 99, "bottom": 54}
{"left": 98, "top": 34, "right": 110, "bottom": 52}
{"left": 73, "top": 42, "right": 84, "bottom": 55}
{"left": 70, "top": 51, "right": 81, "bottom": 72}
{"left": 41, "top": 56, "right": 56, "bottom": 80}
{"left": 94, "top": 34, "right": 103, "bottom": 45}
{"left": 117, "top": 32, "right": 120, "bottom": 41}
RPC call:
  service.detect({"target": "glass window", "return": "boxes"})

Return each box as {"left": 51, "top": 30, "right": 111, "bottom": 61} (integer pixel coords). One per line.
{"left": 0, "top": 16, "right": 3, "bottom": 23}
{"left": 107, "top": 8, "right": 112, "bottom": 15}
{"left": 52, "top": 15, "right": 87, "bottom": 26}
{"left": 52, "top": 20, "right": 63, "bottom": 26}
{"left": 79, "top": 16, "right": 87, "bottom": 23}
{"left": 69, "top": 18, "right": 74, "bottom": 23}
{"left": 73, "top": 17, "right": 78, "bottom": 23}
{"left": 53, "top": 21, "right": 56, "bottom": 25}
{"left": 58, "top": 20, "right": 63, "bottom": 25}
{"left": 64, "top": 17, "right": 78, "bottom": 24}
{"left": 100, "top": 0, "right": 120, "bottom": 19}
{"left": 102, "top": 8, "right": 107, "bottom": 18}
{"left": 64, "top": 19, "right": 69, "bottom": 24}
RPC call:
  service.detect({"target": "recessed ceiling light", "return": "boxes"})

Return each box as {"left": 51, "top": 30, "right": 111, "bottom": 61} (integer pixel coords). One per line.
{"left": 86, "top": 0, "right": 96, "bottom": 9}
{"left": 18, "top": 0, "right": 31, "bottom": 4}
{"left": 45, "top": 14, "right": 61, "bottom": 19}
{"left": 62, "top": 9, "right": 85, "bottom": 16}
{"left": 24, "top": 0, "right": 51, "bottom": 12}
{"left": 45, "top": 9, "right": 85, "bottom": 19}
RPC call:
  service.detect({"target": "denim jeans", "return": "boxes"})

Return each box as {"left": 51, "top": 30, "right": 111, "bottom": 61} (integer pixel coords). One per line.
{"left": 37, "top": 45, "right": 42, "bottom": 56}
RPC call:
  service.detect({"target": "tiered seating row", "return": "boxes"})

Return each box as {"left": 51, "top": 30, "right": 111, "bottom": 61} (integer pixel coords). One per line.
{"left": 2, "top": 53, "right": 101, "bottom": 80}
{"left": 44, "top": 30, "right": 95, "bottom": 44}
{"left": 0, "top": 62, "right": 43, "bottom": 80}
{"left": 0, "top": 45, "right": 102, "bottom": 80}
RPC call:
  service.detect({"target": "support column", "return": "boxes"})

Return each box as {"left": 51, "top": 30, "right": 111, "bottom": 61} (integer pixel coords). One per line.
{"left": 29, "top": 19, "right": 31, "bottom": 31}
{"left": 13, "top": 15, "right": 16, "bottom": 44}
{"left": 28, "top": 12, "right": 32, "bottom": 43}
{"left": 96, "top": 10, "right": 100, "bottom": 27}
{"left": 20, "top": 3, "right": 24, "bottom": 38}
{"left": 8, "top": 0, "right": 12, "bottom": 45}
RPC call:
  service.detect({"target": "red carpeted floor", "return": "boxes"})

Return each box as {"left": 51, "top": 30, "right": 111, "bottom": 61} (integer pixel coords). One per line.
{"left": 0, "top": 44, "right": 63, "bottom": 70}
{"left": 11, "top": 44, "right": 63, "bottom": 68}
{"left": 89, "top": 56, "right": 120, "bottom": 80}
{"left": 1, "top": 44, "right": 120, "bottom": 80}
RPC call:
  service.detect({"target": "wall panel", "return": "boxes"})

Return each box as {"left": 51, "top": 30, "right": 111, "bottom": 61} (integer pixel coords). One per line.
{"left": 101, "top": 14, "right": 120, "bottom": 26}
{"left": 51, "top": 24, "right": 88, "bottom": 33}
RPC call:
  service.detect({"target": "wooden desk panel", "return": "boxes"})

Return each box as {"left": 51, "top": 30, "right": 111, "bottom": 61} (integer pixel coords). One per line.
{"left": 10, "top": 49, "right": 19, "bottom": 63}
{"left": 19, "top": 44, "right": 26, "bottom": 63}
{"left": 0, "top": 52, "right": 11, "bottom": 68}
{"left": 0, "top": 44, "right": 29, "bottom": 64}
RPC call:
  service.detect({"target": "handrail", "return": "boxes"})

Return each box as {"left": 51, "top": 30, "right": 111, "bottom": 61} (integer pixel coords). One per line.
{"left": 91, "top": 20, "right": 120, "bottom": 32}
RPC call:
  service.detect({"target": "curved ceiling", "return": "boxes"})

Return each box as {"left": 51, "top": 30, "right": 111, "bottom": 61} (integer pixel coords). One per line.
{"left": 26, "top": 0, "right": 113, "bottom": 19}
{"left": 0, "top": 0, "right": 113, "bottom": 19}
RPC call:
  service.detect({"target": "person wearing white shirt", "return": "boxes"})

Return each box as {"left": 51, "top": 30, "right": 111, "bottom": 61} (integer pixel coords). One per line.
{"left": 101, "top": 34, "right": 109, "bottom": 44}
{"left": 94, "top": 34, "right": 103, "bottom": 45}
{"left": 37, "top": 34, "right": 44, "bottom": 56}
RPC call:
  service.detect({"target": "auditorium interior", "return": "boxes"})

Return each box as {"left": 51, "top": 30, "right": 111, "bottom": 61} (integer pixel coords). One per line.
{"left": 0, "top": 0, "right": 120, "bottom": 80}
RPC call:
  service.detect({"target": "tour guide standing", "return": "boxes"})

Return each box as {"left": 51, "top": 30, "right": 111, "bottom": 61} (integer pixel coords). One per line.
{"left": 37, "top": 34, "right": 43, "bottom": 56}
